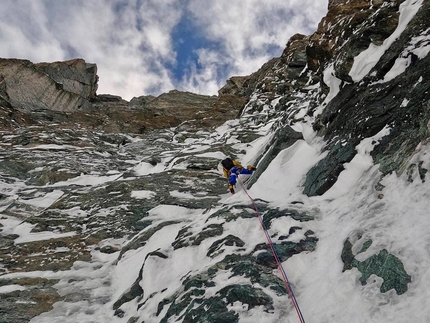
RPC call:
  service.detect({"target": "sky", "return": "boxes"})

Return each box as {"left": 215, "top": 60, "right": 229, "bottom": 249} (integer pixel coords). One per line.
{"left": 0, "top": 0, "right": 328, "bottom": 101}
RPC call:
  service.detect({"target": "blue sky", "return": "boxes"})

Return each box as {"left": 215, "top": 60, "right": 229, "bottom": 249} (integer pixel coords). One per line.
{"left": 0, "top": 0, "right": 328, "bottom": 100}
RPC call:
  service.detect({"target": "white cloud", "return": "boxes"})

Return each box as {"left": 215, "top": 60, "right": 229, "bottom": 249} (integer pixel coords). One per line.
{"left": 183, "top": 0, "right": 328, "bottom": 92}
{"left": 0, "top": 0, "right": 328, "bottom": 100}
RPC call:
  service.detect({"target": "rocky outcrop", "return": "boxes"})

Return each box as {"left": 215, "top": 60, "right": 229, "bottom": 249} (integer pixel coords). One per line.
{"left": 0, "top": 59, "right": 246, "bottom": 133}
{"left": 308, "top": 0, "right": 401, "bottom": 76}
{"left": 341, "top": 238, "right": 411, "bottom": 295}
{"left": 0, "top": 58, "right": 94, "bottom": 113}
{"left": 315, "top": 0, "right": 430, "bottom": 177}
{"left": 218, "top": 33, "right": 312, "bottom": 104}
{"left": 35, "top": 58, "right": 98, "bottom": 99}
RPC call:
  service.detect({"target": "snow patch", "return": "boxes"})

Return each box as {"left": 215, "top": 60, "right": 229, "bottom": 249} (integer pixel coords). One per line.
{"left": 349, "top": 0, "right": 424, "bottom": 82}
{"left": 130, "top": 190, "right": 156, "bottom": 199}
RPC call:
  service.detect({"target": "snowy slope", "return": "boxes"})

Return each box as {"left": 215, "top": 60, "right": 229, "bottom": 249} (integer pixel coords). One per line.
{"left": 1, "top": 92, "right": 428, "bottom": 323}
{"left": 1, "top": 0, "right": 430, "bottom": 322}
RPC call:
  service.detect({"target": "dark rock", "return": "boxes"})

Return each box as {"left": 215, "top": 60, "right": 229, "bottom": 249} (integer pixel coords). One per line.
{"left": 183, "top": 275, "right": 216, "bottom": 291}
{"left": 262, "top": 208, "right": 313, "bottom": 230}
{"left": 95, "top": 94, "right": 124, "bottom": 102}
{"left": 218, "top": 284, "right": 273, "bottom": 310}
{"left": 314, "top": 2, "right": 430, "bottom": 177}
{"left": 0, "top": 278, "right": 61, "bottom": 322}
{"left": 255, "top": 235, "right": 318, "bottom": 267}
{"left": 180, "top": 297, "right": 239, "bottom": 323}
{"left": 118, "top": 221, "right": 179, "bottom": 259}
{"left": 223, "top": 254, "right": 288, "bottom": 295}
{"left": 341, "top": 238, "right": 411, "bottom": 295}
{"left": 207, "top": 205, "right": 257, "bottom": 222}
{"left": 207, "top": 235, "right": 245, "bottom": 258}
{"left": 129, "top": 95, "right": 156, "bottom": 109}
{"left": 0, "top": 235, "right": 17, "bottom": 248}
{"left": 99, "top": 245, "right": 120, "bottom": 254}
{"left": 173, "top": 223, "right": 223, "bottom": 250}
{"left": 303, "top": 143, "right": 356, "bottom": 196}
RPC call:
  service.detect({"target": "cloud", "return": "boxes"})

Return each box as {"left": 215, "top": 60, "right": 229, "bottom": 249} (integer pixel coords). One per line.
{"left": 183, "top": 0, "right": 329, "bottom": 92}
{"left": 0, "top": 0, "right": 328, "bottom": 100}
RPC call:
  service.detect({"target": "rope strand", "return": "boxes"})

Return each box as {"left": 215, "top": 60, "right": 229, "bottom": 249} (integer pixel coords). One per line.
{"left": 238, "top": 178, "right": 306, "bottom": 323}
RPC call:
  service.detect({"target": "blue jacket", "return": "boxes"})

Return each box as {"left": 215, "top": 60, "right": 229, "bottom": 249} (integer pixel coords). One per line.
{"left": 228, "top": 166, "right": 254, "bottom": 185}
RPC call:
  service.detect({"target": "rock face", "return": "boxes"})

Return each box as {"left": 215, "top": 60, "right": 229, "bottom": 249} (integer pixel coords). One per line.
{"left": 0, "top": 1, "right": 429, "bottom": 322}
{"left": 0, "top": 59, "right": 246, "bottom": 133}
{"left": 0, "top": 58, "right": 95, "bottom": 113}
{"left": 35, "top": 58, "right": 98, "bottom": 99}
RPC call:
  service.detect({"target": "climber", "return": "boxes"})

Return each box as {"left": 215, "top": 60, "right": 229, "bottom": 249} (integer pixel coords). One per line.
{"left": 221, "top": 157, "right": 256, "bottom": 194}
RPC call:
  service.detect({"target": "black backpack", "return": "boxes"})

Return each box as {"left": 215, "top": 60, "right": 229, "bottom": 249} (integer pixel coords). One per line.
{"left": 221, "top": 158, "right": 235, "bottom": 170}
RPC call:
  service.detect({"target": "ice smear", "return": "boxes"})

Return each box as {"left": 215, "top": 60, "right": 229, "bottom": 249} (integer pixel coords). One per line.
{"left": 349, "top": 0, "right": 424, "bottom": 82}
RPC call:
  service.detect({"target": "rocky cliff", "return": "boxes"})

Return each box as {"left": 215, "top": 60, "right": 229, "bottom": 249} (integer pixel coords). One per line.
{"left": 0, "top": 0, "right": 429, "bottom": 322}
{"left": 0, "top": 58, "right": 245, "bottom": 134}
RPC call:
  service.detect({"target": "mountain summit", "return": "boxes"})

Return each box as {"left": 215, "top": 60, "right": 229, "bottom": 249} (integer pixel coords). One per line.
{"left": 0, "top": 1, "right": 429, "bottom": 322}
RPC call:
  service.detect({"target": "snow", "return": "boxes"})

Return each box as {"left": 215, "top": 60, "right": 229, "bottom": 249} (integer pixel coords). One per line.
{"left": 12, "top": 221, "right": 76, "bottom": 244}
{"left": 382, "top": 28, "right": 430, "bottom": 82}
{"left": 0, "top": 5, "right": 429, "bottom": 320}
{"left": 169, "top": 190, "right": 206, "bottom": 199}
{"left": 18, "top": 190, "right": 64, "bottom": 208}
{"left": 51, "top": 174, "right": 122, "bottom": 187}
{"left": 130, "top": 190, "right": 156, "bottom": 199}
{"left": 133, "top": 161, "right": 166, "bottom": 176}
{"left": 0, "top": 284, "right": 26, "bottom": 294}
{"left": 1, "top": 107, "right": 429, "bottom": 323}
{"left": 195, "top": 151, "right": 226, "bottom": 159}
{"left": 349, "top": 0, "right": 424, "bottom": 82}
{"left": 401, "top": 98, "right": 410, "bottom": 107}
{"left": 322, "top": 63, "right": 342, "bottom": 105}
{"left": 16, "top": 144, "right": 90, "bottom": 150}
{"left": 250, "top": 138, "right": 326, "bottom": 202}
{"left": 0, "top": 215, "right": 77, "bottom": 244}
{"left": 1, "top": 114, "right": 429, "bottom": 323}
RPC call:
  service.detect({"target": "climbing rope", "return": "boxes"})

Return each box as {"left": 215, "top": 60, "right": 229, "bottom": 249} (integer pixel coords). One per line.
{"left": 237, "top": 177, "right": 307, "bottom": 323}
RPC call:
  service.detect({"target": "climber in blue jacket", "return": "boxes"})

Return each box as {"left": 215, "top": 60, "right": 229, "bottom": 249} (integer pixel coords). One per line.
{"left": 221, "top": 158, "right": 256, "bottom": 194}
